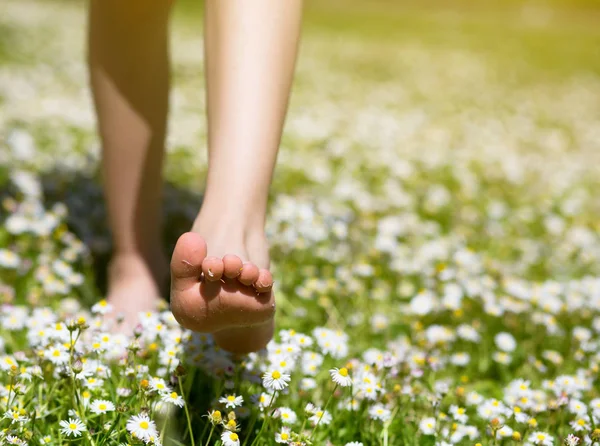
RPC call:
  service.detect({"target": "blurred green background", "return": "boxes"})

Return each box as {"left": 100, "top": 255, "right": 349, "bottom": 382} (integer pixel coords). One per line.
{"left": 172, "top": 0, "right": 600, "bottom": 80}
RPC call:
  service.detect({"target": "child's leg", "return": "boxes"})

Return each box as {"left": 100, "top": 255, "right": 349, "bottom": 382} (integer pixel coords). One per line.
{"left": 170, "top": 0, "right": 303, "bottom": 353}
{"left": 88, "top": 0, "right": 172, "bottom": 329}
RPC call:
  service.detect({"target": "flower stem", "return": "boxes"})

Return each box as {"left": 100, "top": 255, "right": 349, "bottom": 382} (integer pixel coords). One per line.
{"left": 309, "top": 384, "right": 338, "bottom": 441}
{"left": 204, "top": 424, "right": 215, "bottom": 446}
{"left": 249, "top": 391, "right": 278, "bottom": 446}
{"left": 179, "top": 377, "right": 196, "bottom": 446}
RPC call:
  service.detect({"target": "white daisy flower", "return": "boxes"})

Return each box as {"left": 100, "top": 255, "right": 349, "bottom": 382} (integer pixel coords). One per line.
{"left": 149, "top": 377, "right": 172, "bottom": 393}
{"left": 494, "top": 332, "right": 517, "bottom": 352}
{"left": 275, "top": 427, "right": 292, "bottom": 444}
{"left": 90, "top": 400, "right": 115, "bottom": 415}
{"left": 276, "top": 407, "right": 297, "bottom": 424}
{"left": 329, "top": 367, "right": 352, "bottom": 387}
{"left": 126, "top": 413, "right": 158, "bottom": 443}
{"left": 220, "top": 431, "right": 240, "bottom": 446}
{"left": 527, "top": 431, "right": 553, "bottom": 446}
{"left": 368, "top": 404, "right": 392, "bottom": 422}
{"left": 262, "top": 369, "right": 291, "bottom": 391}
{"left": 419, "top": 417, "right": 436, "bottom": 435}
{"left": 308, "top": 409, "right": 332, "bottom": 426}
{"left": 161, "top": 391, "right": 185, "bottom": 408}
{"left": 219, "top": 394, "right": 244, "bottom": 409}
{"left": 59, "top": 418, "right": 86, "bottom": 437}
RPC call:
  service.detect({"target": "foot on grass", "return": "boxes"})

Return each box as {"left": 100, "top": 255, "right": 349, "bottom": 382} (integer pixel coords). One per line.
{"left": 169, "top": 231, "right": 275, "bottom": 354}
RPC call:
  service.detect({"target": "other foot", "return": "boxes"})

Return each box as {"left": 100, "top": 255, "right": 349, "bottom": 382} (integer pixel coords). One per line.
{"left": 106, "top": 253, "right": 168, "bottom": 334}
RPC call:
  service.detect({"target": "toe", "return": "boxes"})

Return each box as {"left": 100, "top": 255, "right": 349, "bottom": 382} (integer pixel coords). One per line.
{"left": 202, "top": 256, "right": 224, "bottom": 282}
{"left": 253, "top": 269, "right": 273, "bottom": 293}
{"left": 171, "top": 232, "right": 207, "bottom": 286}
{"left": 238, "top": 262, "right": 260, "bottom": 286}
{"left": 223, "top": 254, "right": 243, "bottom": 279}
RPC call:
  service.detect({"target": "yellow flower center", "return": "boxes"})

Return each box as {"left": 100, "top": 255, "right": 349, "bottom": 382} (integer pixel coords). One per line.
{"left": 577, "top": 419, "right": 586, "bottom": 426}
{"left": 272, "top": 370, "right": 281, "bottom": 379}
{"left": 69, "top": 423, "right": 77, "bottom": 429}
{"left": 52, "top": 350, "right": 60, "bottom": 357}
{"left": 99, "top": 404, "right": 106, "bottom": 410}
{"left": 281, "top": 433, "right": 289, "bottom": 440}
{"left": 537, "top": 434, "right": 546, "bottom": 440}
{"left": 140, "top": 421, "right": 149, "bottom": 429}
{"left": 227, "top": 396, "right": 235, "bottom": 402}
{"left": 230, "top": 433, "right": 239, "bottom": 441}
{"left": 170, "top": 392, "right": 178, "bottom": 399}
{"left": 457, "top": 408, "right": 465, "bottom": 415}
{"left": 339, "top": 368, "right": 348, "bottom": 377}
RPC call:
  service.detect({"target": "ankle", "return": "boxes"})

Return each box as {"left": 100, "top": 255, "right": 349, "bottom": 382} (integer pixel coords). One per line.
{"left": 192, "top": 206, "right": 266, "bottom": 242}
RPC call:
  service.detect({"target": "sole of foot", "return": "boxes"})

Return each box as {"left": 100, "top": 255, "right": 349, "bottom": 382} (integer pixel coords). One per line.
{"left": 169, "top": 232, "right": 275, "bottom": 354}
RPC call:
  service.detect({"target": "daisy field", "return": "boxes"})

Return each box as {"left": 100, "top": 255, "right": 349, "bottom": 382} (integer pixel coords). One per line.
{"left": 1, "top": 0, "right": 600, "bottom": 445}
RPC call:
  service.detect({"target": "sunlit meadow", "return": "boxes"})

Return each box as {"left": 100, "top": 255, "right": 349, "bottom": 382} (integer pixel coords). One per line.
{"left": 1, "top": 0, "right": 600, "bottom": 444}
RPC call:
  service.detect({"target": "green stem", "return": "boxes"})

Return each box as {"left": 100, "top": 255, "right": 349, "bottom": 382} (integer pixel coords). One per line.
{"left": 204, "top": 425, "right": 215, "bottom": 446}
{"left": 179, "top": 378, "right": 196, "bottom": 446}
{"left": 249, "top": 391, "right": 278, "bottom": 446}
{"left": 241, "top": 413, "right": 258, "bottom": 446}
{"left": 308, "top": 385, "right": 337, "bottom": 441}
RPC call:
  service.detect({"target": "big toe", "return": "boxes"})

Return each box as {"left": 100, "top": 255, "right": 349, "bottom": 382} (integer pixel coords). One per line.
{"left": 171, "top": 232, "right": 207, "bottom": 286}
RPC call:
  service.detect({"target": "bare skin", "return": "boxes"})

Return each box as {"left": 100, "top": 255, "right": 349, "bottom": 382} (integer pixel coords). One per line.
{"left": 89, "top": 0, "right": 302, "bottom": 352}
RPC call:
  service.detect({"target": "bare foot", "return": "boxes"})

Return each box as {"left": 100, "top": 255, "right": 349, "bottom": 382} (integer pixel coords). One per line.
{"left": 169, "top": 230, "right": 275, "bottom": 354}
{"left": 106, "top": 253, "right": 168, "bottom": 334}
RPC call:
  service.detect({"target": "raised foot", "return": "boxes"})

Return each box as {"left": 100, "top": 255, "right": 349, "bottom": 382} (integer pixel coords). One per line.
{"left": 169, "top": 232, "right": 275, "bottom": 354}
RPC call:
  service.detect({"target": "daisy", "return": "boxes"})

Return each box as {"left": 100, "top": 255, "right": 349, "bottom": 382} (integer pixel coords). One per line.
{"left": 149, "top": 377, "right": 172, "bottom": 394}
{"left": 419, "top": 417, "right": 436, "bottom": 435}
{"left": 494, "top": 332, "right": 516, "bottom": 352}
{"left": 91, "top": 299, "right": 113, "bottom": 315}
{"left": 527, "top": 431, "right": 553, "bottom": 446}
{"left": 90, "top": 400, "right": 115, "bottom": 415}
{"left": 345, "top": 443, "right": 364, "bottom": 446}
{"left": 161, "top": 391, "right": 185, "bottom": 408}
{"left": 308, "top": 409, "right": 332, "bottom": 426}
{"left": 565, "top": 434, "right": 580, "bottom": 446}
{"left": 59, "top": 418, "right": 86, "bottom": 437}
{"left": 329, "top": 367, "right": 352, "bottom": 387}
{"left": 449, "top": 405, "right": 468, "bottom": 423}
{"left": 219, "top": 394, "right": 244, "bottom": 409}
{"left": 45, "top": 344, "right": 69, "bottom": 365}
{"left": 276, "top": 407, "right": 297, "bottom": 424}
{"left": 126, "top": 413, "right": 158, "bottom": 443}
{"left": 275, "top": 427, "right": 292, "bottom": 444}
{"left": 368, "top": 404, "right": 392, "bottom": 422}
{"left": 262, "top": 369, "right": 291, "bottom": 391}
{"left": 221, "top": 431, "right": 240, "bottom": 446}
